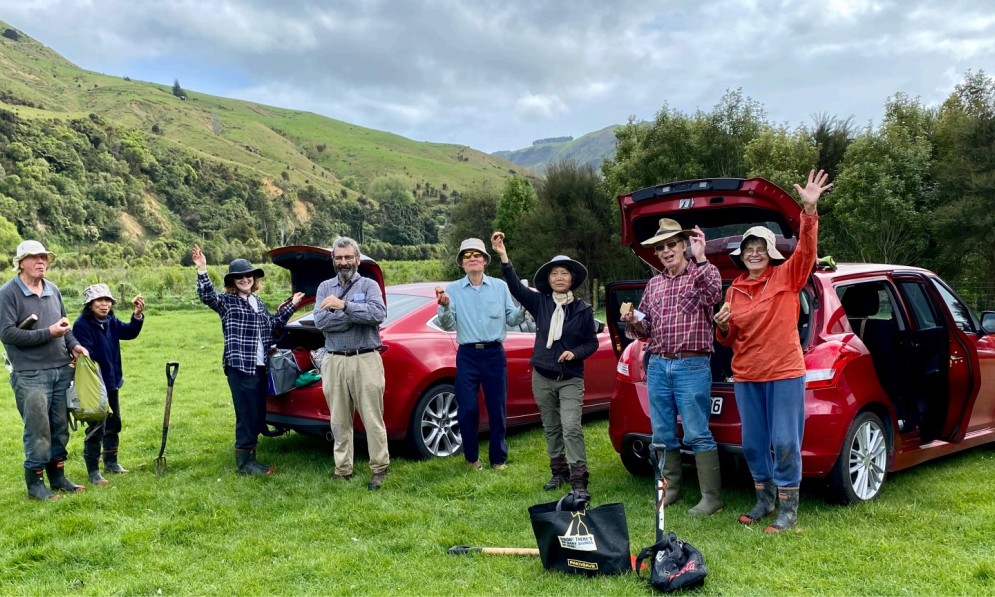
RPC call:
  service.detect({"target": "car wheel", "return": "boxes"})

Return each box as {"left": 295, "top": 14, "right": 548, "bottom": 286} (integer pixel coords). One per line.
{"left": 408, "top": 383, "right": 462, "bottom": 459}
{"left": 828, "top": 411, "right": 889, "bottom": 504}
{"left": 620, "top": 436, "right": 654, "bottom": 477}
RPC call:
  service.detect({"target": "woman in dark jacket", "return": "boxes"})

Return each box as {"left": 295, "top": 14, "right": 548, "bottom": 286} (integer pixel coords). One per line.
{"left": 72, "top": 283, "right": 145, "bottom": 485}
{"left": 490, "top": 232, "right": 599, "bottom": 500}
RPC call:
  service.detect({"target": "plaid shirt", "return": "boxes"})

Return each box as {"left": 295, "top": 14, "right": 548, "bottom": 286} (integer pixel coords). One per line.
{"left": 632, "top": 261, "right": 722, "bottom": 354}
{"left": 197, "top": 273, "right": 296, "bottom": 374}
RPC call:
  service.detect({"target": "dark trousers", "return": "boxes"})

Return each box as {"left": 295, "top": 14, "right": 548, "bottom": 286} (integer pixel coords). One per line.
{"left": 84, "top": 389, "right": 122, "bottom": 451}
{"left": 455, "top": 344, "right": 508, "bottom": 465}
{"left": 225, "top": 366, "right": 268, "bottom": 449}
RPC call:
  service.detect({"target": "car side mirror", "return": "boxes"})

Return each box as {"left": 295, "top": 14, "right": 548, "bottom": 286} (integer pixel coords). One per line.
{"left": 595, "top": 319, "right": 606, "bottom": 334}
{"left": 981, "top": 311, "right": 995, "bottom": 334}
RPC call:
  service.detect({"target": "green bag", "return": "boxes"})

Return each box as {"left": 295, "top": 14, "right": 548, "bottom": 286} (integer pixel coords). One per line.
{"left": 67, "top": 355, "right": 111, "bottom": 428}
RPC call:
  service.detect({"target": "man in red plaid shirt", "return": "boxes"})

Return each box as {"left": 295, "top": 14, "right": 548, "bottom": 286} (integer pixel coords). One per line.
{"left": 621, "top": 218, "right": 723, "bottom": 516}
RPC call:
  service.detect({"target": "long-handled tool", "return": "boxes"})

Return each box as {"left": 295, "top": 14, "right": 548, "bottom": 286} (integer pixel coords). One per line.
{"left": 650, "top": 442, "right": 668, "bottom": 543}
{"left": 154, "top": 362, "right": 179, "bottom": 476}
{"left": 448, "top": 545, "right": 540, "bottom": 556}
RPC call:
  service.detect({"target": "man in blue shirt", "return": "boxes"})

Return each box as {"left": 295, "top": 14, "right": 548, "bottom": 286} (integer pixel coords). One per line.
{"left": 437, "top": 238, "right": 525, "bottom": 470}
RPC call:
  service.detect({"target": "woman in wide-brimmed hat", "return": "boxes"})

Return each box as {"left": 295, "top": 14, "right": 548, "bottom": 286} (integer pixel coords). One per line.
{"left": 490, "top": 232, "right": 599, "bottom": 502}
{"left": 72, "top": 284, "right": 146, "bottom": 485}
{"left": 713, "top": 169, "right": 833, "bottom": 533}
{"left": 192, "top": 245, "right": 305, "bottom": 477}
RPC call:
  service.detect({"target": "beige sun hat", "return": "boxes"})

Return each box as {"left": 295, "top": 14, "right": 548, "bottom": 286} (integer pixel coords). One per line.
{"left": 83, "top": 283, "right": 117, "bottom": 306}
{"left": 729, "top": 226, "right": 787, "bottom": 269}
{"left": 12, "top": 240, "right": 56, "bottom": 271}
{"left": 640, "top": 218, "right": 693, "bottom": 247}
{"left": 455, "top": 238, "right": 491, "bottom": 265}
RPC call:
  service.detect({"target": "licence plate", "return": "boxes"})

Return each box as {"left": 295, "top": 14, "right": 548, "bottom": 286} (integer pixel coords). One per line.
{"left": 710, "top": 396, "right": 723, "bottom": 416}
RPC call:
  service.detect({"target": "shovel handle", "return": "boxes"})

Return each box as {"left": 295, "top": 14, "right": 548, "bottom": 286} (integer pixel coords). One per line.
{"left": 166, "top": 361, "right": 179, "bottom": 387}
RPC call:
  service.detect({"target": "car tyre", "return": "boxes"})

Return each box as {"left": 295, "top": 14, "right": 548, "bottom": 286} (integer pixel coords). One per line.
{"left": 408, "top": 383, "right": 463, "bottom": 459}
{"left": 828, "top": 411, "right": 889, "bottom": 504}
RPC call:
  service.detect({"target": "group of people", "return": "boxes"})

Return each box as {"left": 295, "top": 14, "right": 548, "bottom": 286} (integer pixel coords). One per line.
{"left": 1, "top": 240, "right": 145, "bottom": 500}
{"left": 2, "top": 169, "right": 832, "bottom": 532}
{"left": 622, "top": 169, "right": 831, "bottom": 532}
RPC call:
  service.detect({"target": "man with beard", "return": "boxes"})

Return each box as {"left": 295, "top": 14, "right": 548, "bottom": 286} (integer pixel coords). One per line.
{"left": 314, "top": 236, "right": 389, "bottom": 490}
{"left": 1, "top": 240, "right": 89, "bottom": 500}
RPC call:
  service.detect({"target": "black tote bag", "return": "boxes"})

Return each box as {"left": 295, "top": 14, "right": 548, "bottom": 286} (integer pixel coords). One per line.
{"left": 528, "top": 496, "right": 632, "bottom": 576}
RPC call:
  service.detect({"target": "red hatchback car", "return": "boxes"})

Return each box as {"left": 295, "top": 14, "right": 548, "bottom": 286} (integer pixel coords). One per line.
{"left": 263, "top": 245, "right": 618, "bottom": 458}
{"left": 606, "top": 177, "right": 995, "bottom": 503}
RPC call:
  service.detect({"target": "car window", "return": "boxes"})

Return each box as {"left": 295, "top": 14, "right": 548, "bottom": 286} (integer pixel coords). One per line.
{"left": 929, "top": 278, "right": 976, "bottom": 332}
{"left": 897, "top": 281, "right": 939, "bottom": 330}
{"left": 383, "top": 293, "right": 433, "bottom": 326}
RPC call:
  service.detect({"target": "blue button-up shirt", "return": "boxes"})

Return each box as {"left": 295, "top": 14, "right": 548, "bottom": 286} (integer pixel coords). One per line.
{"left": 437, "top": 275, "right": 525, "bottom": 345}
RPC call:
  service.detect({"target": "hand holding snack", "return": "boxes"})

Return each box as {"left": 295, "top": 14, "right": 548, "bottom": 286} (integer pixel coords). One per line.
{"left": 619, "top": 301, "right": 634, "bottom": 322}
{"left": 490, "top": 231, "right": 507, "bottom": 259}
{"left": 49, "top": 316, "right": 71, "bottom": 337}
{"left": 714, "top": 302, "right": 732, "bottom": 332}
{"left": 435, "top": 286, "right": 450, "bottom": 307}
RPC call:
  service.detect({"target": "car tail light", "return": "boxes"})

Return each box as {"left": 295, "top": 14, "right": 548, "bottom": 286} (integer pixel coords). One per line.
{"left": 616, "top": 343, "right": 646, "bottom": 383}
{"left": 804, "top": 340, "right": 860, "bottom": 389}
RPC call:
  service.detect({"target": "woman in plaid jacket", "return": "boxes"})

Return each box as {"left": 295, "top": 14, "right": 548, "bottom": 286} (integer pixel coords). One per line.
{"left": 193, "top": 245, "right": 303, "bottom": 476}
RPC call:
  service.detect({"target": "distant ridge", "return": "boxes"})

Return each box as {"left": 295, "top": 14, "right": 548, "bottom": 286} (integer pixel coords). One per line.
{"left": 493, "top": 125, "right": 619, "bottom": 172}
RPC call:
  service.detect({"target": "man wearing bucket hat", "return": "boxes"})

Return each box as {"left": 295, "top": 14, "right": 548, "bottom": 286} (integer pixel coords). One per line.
{"left": 491, "top": 232, "right": 598, "bottom": 500}
{"left": 714, "top": 169, "right": 832, "bottom": 533}
{"left": 620, "top": 219, "right": 725, "bottom": 516}
{"left": 72, "top": 283, "right": 146, "bottom": 484}
{"left": 193, "top": 245, "right": 304, "bottom": 476}
{"left": 1, "top": 240, "right": 90, "bottom": 500}
{"left": 436, "top": 238, "right": 525, "bottom": 470}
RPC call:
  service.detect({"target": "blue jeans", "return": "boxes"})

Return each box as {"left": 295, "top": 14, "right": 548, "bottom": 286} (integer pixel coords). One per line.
{"left": 10, "top": 366, "right": 73, "bottom": 470}
{"left": 734, "top": 376, "right": 805, "bottom": 487}
{"left": 455, "top": 344, "right": 508, "bottom": 465}
{"left": 646, "top": 354, "right": 716, "bottom": 452}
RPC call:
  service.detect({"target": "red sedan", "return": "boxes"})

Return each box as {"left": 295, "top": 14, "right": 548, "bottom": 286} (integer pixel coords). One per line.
{"left": 606, "top": 177, "right": 995, "bottom": 503}
{"left": 264, "top": 246, "right": 618, "bottom": 458}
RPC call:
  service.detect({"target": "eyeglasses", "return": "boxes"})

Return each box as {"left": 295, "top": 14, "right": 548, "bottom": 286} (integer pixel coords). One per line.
{"left": 743, "top": 247, "right": 768, "bottom": 256}
{"left": 232, "top": 274, "right": 253, "bottom": 281}
{"left": 653, "top": 239, "right": 683, "bottom": 252}
{"left": 461, "top": 251, "right": 485, "bottom": 260}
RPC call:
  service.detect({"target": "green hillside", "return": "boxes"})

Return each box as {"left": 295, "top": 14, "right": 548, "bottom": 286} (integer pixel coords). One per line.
{"left": 0, "top": 20, "right": 521, "bottom": 261}
{"left": 493, "top": 125, "right": 620, "bottom": 172}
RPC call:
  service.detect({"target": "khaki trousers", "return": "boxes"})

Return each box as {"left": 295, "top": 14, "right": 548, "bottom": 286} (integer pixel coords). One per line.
{"left": 531, "top": 370, "right": 587, "bottom": 466}
{"left": 320, "top": 351, "right": 389, "bottom": 475}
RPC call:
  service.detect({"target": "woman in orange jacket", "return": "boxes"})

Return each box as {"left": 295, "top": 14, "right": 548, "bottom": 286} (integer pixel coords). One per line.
{"left": 714, "top": 169, "right": 832, "bottom": 533}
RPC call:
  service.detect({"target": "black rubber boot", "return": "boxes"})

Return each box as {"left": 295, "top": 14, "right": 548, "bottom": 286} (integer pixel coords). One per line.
{"left": 235, "top": 449, "right": 274, "bottom": 476}
{"left": 765, "top": 487, "right": 800, "bottom": 533}
{"left": 46, "top": 459, "right": 85, "bottom": 493}
{"left": 568, "top": 463, "right": 591, "bottom": 505}
{"left": 84, "top": 443, "right": 108, "bottom": 486}
{"left": 25, "top": 468, "right": 60, "bottom": 501}
{"left": 738, "top": 479, "right": 776, "bottom": 525}
{"left": 543, "top": 456, "right": 570, "bottom": 491}
{"left": 103, "top": 449, "right": 129, "bottom": 474}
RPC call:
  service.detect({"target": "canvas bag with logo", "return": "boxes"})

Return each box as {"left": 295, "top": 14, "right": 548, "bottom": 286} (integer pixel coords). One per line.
{"left": 528, "top": 495, "right": 631, "bottom": 576}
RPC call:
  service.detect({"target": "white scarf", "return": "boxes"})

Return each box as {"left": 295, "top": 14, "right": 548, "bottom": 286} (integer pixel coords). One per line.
{"left": 547, "top": 291, "right": 574, "bottom": 349}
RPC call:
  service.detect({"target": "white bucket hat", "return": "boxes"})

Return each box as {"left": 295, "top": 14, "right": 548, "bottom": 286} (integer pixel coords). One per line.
{"left": 83, "top": 283, "right": 117, "bottom": 306}
{"left": 12, "top": 240, "right": 56, "bottom": 271}
{"left": 456, "top": 238, "right": 491, "bottom": 265}
{"left": 640, "top": 218, "right": 693, "bottom": 247}
{"left": 729, "top": 226, "right": 787, "bottom": 269}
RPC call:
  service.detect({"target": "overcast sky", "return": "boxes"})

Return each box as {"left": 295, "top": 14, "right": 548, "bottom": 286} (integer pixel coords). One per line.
{"left": 3, "top": 0, "right": 995, "bottom": 153}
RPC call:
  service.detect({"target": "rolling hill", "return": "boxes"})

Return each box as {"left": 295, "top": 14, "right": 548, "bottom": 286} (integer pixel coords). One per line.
{"left": 0, "top": 19, "right": 525, "bottom": 258}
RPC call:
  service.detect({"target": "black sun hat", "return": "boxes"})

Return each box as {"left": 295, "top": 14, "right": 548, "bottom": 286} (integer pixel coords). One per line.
{"left": 224, "top": 258, "right": 265, "bottom": 285}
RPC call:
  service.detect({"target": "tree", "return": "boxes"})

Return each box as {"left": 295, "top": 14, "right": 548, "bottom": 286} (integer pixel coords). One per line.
{"left": 172, "top": 79, "right": 185, "bottom": 99}
{"left": 493, "top": 176, "right": 537, "bottom": 241}
{"left": 368, "top": 175, "right": 425, "bottom": 245}
{"left": 0, "top": 215, "right": 21, "bottom": 258}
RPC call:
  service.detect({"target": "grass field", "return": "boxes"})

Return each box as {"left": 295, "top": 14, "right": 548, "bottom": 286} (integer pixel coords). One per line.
{"left": 1, "top": 309, "right": 995, "bottom": 595}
